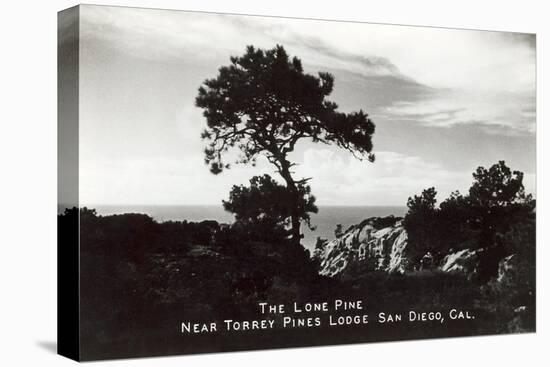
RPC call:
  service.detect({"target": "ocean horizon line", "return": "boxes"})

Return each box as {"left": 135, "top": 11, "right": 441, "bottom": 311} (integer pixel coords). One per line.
{"left": 60, "top": 204, "right": 409, "bottom": 249}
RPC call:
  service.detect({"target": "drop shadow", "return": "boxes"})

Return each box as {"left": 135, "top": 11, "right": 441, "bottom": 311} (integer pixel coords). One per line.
{"left": 36, "top": 340, "right": 57, "bottom": 354}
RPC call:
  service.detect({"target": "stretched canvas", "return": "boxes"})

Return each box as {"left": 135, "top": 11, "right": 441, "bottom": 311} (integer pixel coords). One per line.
{"left": 58, "top": 4, "right": 537, "bottom": 361}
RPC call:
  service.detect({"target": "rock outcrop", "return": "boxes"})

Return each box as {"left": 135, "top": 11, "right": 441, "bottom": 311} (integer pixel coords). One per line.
{"left": 440, "top": 248, "right": 480, "bottom": 274}
{"left": 315, "top": 216, "right": 518, "bottom": 281}
{"left": 315, "top": 216, "right": 409, "bottom": 277}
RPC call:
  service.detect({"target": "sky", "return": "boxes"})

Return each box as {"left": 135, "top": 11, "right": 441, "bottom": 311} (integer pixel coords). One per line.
{"left": 75, "top": 5, "right": 536, "bottom": 206}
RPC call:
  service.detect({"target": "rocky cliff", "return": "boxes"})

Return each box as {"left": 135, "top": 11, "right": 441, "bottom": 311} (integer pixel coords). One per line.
{"left": 314, "top": 216, "right": 409, "bottom": 277}
{"left": 314, "top": 216, "right": 517, "bottom": 280}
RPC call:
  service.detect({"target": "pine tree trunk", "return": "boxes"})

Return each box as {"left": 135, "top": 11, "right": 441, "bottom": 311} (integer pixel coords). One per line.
{"left": 279, "top": 161, "right": 302, "bottom": 246}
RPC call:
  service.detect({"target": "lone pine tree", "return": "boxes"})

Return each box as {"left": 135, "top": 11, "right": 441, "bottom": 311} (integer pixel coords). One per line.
{"left": 196, "top": 45, "right": 375, "bottom": 245}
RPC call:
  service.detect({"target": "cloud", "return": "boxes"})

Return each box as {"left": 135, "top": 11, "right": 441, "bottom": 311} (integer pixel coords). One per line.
{"left": 293, "top": 148, "right": 535, "bottom": 206}
{"left": 80, "top": 5, "right": 535, "bottom": 136}
{"left": 80, "top": 5, "right": 535, "bottom": 91}
{"left": 293, "top": 149, "right": 471, "bottom": 206}
{"left": 77, "top": 5, "right": 536, "bottom": 206}
{"left": 384, "top": 87, "right": 536, "bottom": 135}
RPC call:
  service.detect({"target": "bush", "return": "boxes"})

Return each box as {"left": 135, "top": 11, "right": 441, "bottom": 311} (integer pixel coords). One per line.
{"left": 404, "top": 161, "right": 535, "bottom": 278}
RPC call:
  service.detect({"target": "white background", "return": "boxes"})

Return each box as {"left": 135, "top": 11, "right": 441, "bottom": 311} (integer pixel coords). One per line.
{"left": 0, "top": 0, "right": 547, "bottom": 365}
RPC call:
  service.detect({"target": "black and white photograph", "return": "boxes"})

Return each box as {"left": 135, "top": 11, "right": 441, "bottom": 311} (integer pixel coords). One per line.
{"left": 56, "top": 4, "right": 538, "bottom": 361}
{"left": 4, "top": 0, "right": 550, "bottom": 365}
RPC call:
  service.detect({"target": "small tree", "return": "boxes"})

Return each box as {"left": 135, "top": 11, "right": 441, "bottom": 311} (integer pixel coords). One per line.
{"left": 469, "top": 160, "right": 531, "bottom": 208}
{"left": 196, "top": 45, "right": 375, "bottom": 245}
{"left": 403, "top": 187, "right": 438, "bottom": 261}
{"left": 404, "top": 161, "right": 535, "bottom": 273}
{"left": 223, "top": 174, "right": 317, "bottom": 243}
{"left": 468, "top": 160, "right": 534, "bottom": 245}
{"left": 437, "top": 191, "right": 474, "bottom": 252}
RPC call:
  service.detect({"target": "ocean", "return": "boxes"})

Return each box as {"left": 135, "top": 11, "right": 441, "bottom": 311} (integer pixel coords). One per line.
{"left": 92, "top": 205, "right": 407, "bottom": 251}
